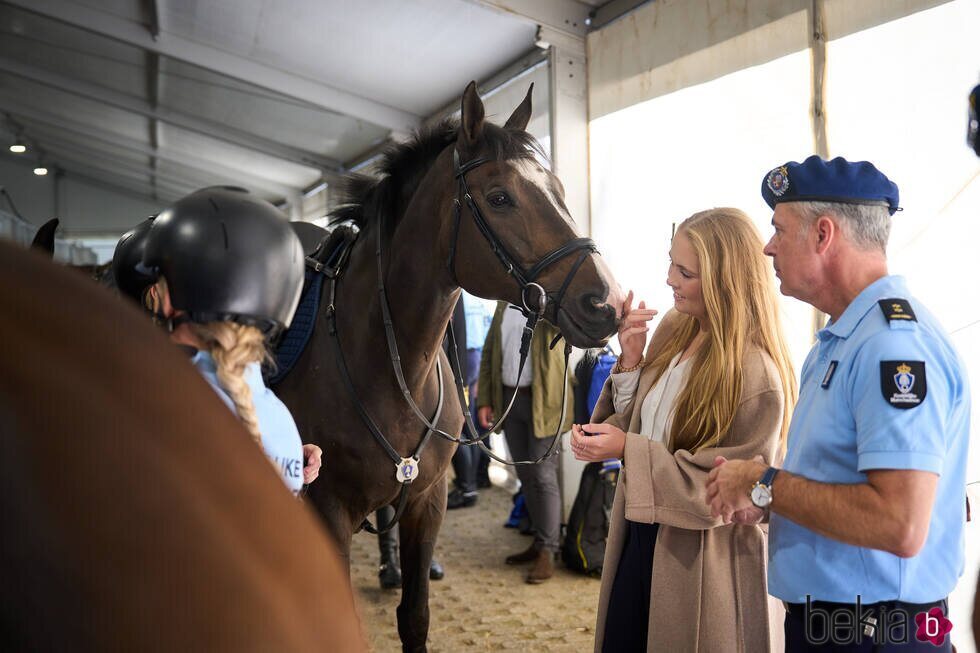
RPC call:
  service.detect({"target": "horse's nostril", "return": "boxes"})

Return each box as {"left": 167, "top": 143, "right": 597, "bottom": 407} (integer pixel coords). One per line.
{"left": 580, "top": 294, "right": 616, "bottom": 323}
{"left": 583, "top": 294, "right": 605, "bottom": 311}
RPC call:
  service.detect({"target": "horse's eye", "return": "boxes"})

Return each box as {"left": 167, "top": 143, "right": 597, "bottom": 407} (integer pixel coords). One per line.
{"left": 487, "top": 191, "right": 512, "bottom": 208}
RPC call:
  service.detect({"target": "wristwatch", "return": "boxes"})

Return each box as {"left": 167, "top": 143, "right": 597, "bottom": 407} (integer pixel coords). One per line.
{"left": 750, "top": 466, "right": 779, "bottom": 509}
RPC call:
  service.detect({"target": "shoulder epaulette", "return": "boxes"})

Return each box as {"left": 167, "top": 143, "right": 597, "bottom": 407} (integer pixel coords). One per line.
{"left": 877, "top": 298, "right": 917, "bottom": 323}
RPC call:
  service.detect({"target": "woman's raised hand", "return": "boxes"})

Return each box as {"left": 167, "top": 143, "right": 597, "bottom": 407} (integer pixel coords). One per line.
{"left": 617, "top": 290, "right": 657, "bottom": 369}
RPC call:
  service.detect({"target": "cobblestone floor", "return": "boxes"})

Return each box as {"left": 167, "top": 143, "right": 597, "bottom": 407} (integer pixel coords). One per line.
{"left": 349, "top": 483, "right": 601, "bottom": 652}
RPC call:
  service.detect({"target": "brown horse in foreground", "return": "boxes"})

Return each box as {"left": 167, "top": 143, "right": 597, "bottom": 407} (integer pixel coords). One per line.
{"left": 0, "top": 241, "right": 365, "bottom": 652}
{"left": 275, "top": 83, "right": 622, "bottom": 651}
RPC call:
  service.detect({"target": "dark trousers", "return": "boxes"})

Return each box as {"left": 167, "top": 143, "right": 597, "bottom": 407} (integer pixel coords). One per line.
{"left": 601, "top": 520, "right": 659, "bottom": 653}
{"left": 502, "top": 385, "right": 560, "bottom": 552}
{"left": 784, "top": 598, "right": 952, "bottom": 652}
{"left": 451, "top": 349, "right": 489, "bottom": 493}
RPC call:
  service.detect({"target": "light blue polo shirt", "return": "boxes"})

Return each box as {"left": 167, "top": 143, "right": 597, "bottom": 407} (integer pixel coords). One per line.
{"left": 769, "top": 275, "right": 970, "bottom": 604}
{"left": 462, "top": 291, "right": 492, "bottom": 350}
{"left": 192, "top": 351, "right": 305, "bottom": 495}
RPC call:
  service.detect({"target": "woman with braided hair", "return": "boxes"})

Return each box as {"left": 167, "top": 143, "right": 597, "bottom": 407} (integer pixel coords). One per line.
{"left": 134, "top": 186, "right": 320, "bottom": 494}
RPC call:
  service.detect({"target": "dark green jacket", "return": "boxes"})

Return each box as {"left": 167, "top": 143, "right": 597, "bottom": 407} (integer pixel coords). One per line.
{"left": 477, "top": 302, "right": 573, "bottom": 438}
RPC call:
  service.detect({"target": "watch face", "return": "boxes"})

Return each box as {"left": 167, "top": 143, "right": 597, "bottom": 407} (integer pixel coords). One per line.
{"left": 751, "top": 484, "right": 772, "bottom": 508}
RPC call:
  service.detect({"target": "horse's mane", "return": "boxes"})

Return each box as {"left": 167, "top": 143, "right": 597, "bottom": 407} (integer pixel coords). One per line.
{"left": 330, "top": 119, "right": 544, "bottom": 230}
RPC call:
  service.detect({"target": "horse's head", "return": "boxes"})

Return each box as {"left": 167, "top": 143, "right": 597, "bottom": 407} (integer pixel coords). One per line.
{"left": 446, "top": 82, "right": 621, "bottom": 348}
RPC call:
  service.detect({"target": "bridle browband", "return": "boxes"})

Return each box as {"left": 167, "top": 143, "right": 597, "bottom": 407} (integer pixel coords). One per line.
{"left": 325, "top": 147, "right": 600, "bottom": 534}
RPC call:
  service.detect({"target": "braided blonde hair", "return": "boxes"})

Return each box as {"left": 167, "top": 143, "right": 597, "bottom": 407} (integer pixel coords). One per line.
{"left": 147, "top": 279, "right": 270, "bottom": 445}
{"left": 189, "top": 321, "right": 269, "bottom": 445}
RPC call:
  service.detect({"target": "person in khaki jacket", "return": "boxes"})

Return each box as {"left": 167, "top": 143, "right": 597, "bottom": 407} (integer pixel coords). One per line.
{"left": 571, "top": 208, "right": 796, "bottom": 652}
{"left": 478, "top": 301, "right": 572, "bottom": 584}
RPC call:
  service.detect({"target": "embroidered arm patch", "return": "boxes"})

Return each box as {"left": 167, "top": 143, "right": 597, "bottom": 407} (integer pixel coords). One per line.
{"left": 880, "top": 360, "right": 926, "bottom": 409}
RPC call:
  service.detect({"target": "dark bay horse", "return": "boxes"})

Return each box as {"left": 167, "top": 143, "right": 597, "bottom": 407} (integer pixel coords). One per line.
{"left": 0, "top": 241, "right": 365, "bottom": 652}
{"left": 274, "top": 82, "right": 622, "bottom": 651}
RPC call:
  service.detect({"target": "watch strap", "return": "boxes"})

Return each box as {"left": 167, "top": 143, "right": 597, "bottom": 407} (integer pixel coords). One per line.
{"left": 759, "top": 466, "right": 779, "bottom": 488}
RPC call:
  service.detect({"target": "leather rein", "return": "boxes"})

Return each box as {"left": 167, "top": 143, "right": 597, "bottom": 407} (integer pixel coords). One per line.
{"left": 323, "top": 148, "right": 597, "bottom": 533}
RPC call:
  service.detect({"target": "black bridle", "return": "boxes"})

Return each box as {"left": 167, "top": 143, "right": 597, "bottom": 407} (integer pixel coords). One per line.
{"left": 447, "top": 149, "right": 598, "bottom": 322}
{"left": 325, "top": 148, "right": 599, "bottom": 534}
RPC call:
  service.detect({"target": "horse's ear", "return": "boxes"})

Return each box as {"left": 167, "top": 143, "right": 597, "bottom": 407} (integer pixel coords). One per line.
{"left": 31, "top": 218, "right": 59, "bottom": 256}
{"left": 458, "top": 81, "right": 485, "bottom": 152}
{"left": 504, "top": 84, "right": 534, "bottom": 132}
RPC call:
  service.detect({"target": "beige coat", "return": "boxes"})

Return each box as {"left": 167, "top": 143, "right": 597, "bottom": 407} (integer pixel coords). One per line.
{"left": 593, "top": 312, "right": 786, "bottom": 652}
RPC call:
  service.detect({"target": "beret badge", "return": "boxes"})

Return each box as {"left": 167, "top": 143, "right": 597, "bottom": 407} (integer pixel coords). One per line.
{"left": 766, "top": 166, "right": 790, "bottom": 197}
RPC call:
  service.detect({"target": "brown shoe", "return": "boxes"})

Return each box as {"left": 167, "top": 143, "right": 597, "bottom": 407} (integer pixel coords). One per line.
{"left": 525, "top": 550, "right": 554, "bottom": 584}
{"left": 505, "top": 542, "right": 539, "bottom": 565}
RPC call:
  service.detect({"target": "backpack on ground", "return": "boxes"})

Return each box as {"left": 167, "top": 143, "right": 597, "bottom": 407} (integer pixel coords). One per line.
{"left": 562, "top": 460, "right": 620, "bottom": 576}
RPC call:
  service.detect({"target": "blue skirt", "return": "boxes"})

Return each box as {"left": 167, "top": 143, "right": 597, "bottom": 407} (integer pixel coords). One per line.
{"left": 601, "top": 520, "right": 660, "bottom": 653}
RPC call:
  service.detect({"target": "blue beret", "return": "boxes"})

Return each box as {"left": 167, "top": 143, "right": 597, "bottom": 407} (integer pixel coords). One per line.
{"left": 761, "top": 155, "right": 900, "bottom": 215}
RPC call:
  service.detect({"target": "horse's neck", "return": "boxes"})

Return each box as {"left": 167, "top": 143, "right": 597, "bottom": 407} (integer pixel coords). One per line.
{"left": 340, "top": 186, "right": 457, "bottom": 391}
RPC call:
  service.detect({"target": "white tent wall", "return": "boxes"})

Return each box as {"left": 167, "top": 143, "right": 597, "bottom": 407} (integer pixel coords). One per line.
{"left": 587, "top": 0, "right": 978, "bottom": 649}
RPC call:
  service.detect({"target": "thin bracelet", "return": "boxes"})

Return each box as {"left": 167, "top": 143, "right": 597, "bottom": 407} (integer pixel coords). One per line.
{"left": 614, "top": 358, "right": 643, "bottom": 374}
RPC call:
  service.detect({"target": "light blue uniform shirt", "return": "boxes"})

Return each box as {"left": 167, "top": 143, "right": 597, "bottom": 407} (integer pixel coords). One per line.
{"left": 192, "top": 351, "right": 305, "bottom": 495}
{"left": 462, "top": 291, "right": 492, "bottom": 350}
{"left": 769, "top": 275, "right": 970, "bottom": 604}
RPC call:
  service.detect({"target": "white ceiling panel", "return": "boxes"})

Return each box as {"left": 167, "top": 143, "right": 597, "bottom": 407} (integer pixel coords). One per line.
{"left": 0, "top": 4, "right": 146, "bottom": 97}
{"left": 158, "top": 57, "right": 389, "bottom": 163}
{"left": 160, "top": 0, "right": 537, "bottom": 115}
{"left": 0, "top": 75, "right": 151, "bottom": 142}
{"left": 0, "top": 0, "right": 570, "bottom": 233}
{"left": 158, "top": 123, "right": 322, "bottom": 188}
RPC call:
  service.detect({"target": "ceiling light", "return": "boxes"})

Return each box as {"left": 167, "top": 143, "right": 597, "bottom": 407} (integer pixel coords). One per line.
{"left": 33, "top": 166, "right": 48, "bottom": 176}
{"left": 9, "top": 140, "right": 26, "bottom": 154}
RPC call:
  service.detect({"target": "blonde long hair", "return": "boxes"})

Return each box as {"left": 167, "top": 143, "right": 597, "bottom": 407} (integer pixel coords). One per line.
{"left": 147, "top": 279, "right": 269, "bottom": 445}
{"left": 645, "top": 208, "right": 797, "bottom": 454}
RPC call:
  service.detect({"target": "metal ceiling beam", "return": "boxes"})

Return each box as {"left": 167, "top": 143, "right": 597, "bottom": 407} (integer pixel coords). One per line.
{"left": 0, "top": 56, "right": 341, "bottom": 172}
{"left": 0, "top": 149, "right": 175, "bottom": 206}
{"left": 15, "top": 126, "right": 295, "bottom": 199}
{"left": 424, "top": 47, "right": 549, "bottom": 125}
{"left": 0, "top": 100, "right": 298, "bottom": 198}
{"left": 14, "top": 136, "right": 200, "bottom": 198}
{"left": 6, "top": 0, "right": 420, "bottom": 134}
{"left": 142, "top": 0, "right": 161, "bottom": 40}
{"left": 587, "top": 0, "right": 652, "bottom": 30}
{"left": 467, "top": 0, "right": 590, "bottom": 38}
{"left": 42, "top": 146, "right": 197, "bottom": 197}
{"left": 346, "top": 47, "right": 551, "bottom": 172}
{"left": 146, "top": 50, "right": 161, "bottom": 199}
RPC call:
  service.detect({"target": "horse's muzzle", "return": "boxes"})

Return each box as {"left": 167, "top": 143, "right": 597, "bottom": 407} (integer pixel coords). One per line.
{"left": 557, "top": 292, "right": 619, "bottom": 348}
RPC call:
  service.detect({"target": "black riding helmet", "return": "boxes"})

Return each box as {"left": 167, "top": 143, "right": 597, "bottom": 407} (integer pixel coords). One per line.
{"left": 141, "top": 186, "right": 305, "bottom": 336}
{"left": 111, "top": 215, "right": 157, "bottom": 305}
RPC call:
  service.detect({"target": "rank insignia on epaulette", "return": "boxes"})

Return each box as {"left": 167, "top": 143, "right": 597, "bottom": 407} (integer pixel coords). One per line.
{"left": 880, "top": 360, "right": 926, "bottom": 409}
{"left": 877, "top": 298, "right": 917, "bottom": 322}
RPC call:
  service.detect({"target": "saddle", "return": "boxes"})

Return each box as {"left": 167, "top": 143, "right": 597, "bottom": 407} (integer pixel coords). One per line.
{"left": 265, "top": 219, "right": 359, "bottom": 386}
{"left": 292, "top": 220, "right": 359, "bottom": 277}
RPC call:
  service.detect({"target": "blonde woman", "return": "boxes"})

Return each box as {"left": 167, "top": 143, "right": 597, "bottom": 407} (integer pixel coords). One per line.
{"left": 571, "top": 208, "right": 796, "bottom": 652}
{"left": 138, "top": 186, "right": 320, "bottom": 494}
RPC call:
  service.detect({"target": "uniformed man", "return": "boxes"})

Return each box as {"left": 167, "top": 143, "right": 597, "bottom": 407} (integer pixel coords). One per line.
{"left": 705, "top": 156, "right": 970, "bottom": 652}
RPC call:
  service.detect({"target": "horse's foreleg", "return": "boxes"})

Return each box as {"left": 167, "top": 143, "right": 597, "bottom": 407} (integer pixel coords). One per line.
{"left": 395, "top": 478, "right": 447, "bottom": 653}
{"left": 309, "top": 494, "right": 356, "bottom": 576}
